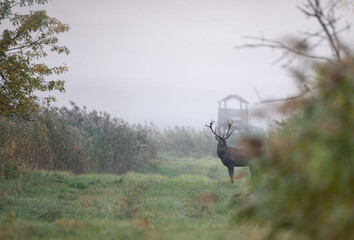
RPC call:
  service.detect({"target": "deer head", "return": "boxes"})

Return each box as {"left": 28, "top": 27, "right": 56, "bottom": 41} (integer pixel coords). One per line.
{"left": 205, "top": 120, "right": 233, "bottom": 148}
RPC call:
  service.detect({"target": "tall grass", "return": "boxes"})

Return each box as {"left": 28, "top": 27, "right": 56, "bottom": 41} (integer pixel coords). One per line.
{"left": 0, "top": 102, "right": 156, "bottom": 177}
{"left": 152, "top": 126, "right": 216, "bottom": 159}
{"left": 0, "top": 100, "right": 263, "bottom": 179}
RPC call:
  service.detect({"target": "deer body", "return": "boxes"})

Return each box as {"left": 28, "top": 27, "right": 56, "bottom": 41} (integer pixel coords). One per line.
{"left": 206, "top": 120, "right": 252, "bottom": 183}
{"left": 216, "top": 138, "right": 251, "bottom": 183}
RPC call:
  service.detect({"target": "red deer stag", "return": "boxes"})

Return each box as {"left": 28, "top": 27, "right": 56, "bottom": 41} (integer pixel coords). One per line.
{"left": 205, "top": 120, "right": 253, "bottom": 183}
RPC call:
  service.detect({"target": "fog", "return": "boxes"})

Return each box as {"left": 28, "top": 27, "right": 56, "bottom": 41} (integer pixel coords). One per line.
{"left": 42, "top": 0, "right": 354, "bottom": 130}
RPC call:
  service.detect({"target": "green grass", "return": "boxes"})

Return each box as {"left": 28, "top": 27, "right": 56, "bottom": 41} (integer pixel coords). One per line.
{"left": 0, "top": 157, "right": 261, "bottom": 240}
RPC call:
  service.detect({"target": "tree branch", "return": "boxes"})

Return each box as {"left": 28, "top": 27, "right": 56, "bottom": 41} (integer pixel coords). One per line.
{"left": 235, "top": 36, "right": 334, "bottom": 62}
{"left": 235, "top": 0, "right": 348, "bottom": 66}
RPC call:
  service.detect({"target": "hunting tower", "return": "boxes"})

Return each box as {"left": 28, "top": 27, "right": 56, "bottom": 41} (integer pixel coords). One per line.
{"left": 217, "top": 94, "right": 249, "bottom": 133}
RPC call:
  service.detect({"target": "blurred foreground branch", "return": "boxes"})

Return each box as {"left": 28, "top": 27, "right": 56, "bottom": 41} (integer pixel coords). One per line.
{"left": 235, "top": 0, "right": 350, "bottom": 67}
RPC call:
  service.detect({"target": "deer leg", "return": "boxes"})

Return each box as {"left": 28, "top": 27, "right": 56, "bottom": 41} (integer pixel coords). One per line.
{"left": 228, "top": 166, "right": 234, "bottom": 183}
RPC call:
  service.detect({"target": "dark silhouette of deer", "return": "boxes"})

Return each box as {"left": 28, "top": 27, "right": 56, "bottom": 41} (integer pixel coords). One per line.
{"left": 205, "top": 120, "right": 253, "bottom": 183}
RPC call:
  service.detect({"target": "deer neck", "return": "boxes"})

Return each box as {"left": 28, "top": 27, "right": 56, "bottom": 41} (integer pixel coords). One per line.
{"left": 217, "top": 142, "right": 228, "bottom": 159}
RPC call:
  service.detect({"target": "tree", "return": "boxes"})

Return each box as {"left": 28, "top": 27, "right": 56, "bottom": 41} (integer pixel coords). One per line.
{"left": 0, "top": 0, "right": 69, "bottom": 119}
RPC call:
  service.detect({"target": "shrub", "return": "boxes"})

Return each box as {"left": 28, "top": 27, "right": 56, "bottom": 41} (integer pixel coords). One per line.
{"left": 235, "top": 56, "right": 354, "bottom": 240}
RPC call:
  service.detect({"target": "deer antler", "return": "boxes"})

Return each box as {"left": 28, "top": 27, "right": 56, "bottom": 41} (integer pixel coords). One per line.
{"left": 206, "top": 120, "right": 234, "bottom": 139}
{"left": 223, "top": 120, "right": 234, "bottom": 140}
{"left": 205, "top": 120, "right": 224, "bottom": 139}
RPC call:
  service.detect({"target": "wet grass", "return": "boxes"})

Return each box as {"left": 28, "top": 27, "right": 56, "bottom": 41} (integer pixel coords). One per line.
{"left": 0, "top": 157, "right": 261, "bottom": 240}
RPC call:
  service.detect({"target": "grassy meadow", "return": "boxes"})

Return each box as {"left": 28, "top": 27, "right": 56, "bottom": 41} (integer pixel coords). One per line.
{"left": 0, "top": 157, "right": 260, "bottom": 240}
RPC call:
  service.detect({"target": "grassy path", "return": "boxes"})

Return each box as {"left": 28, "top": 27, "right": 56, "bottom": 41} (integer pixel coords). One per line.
{"left": 0, "top": 157, "right": 261, "bottom": 240}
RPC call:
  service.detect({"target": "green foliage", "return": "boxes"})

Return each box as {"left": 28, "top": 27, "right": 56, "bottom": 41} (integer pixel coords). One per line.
{"left": 0, "top": 0, "right": 69, "bottom": 118}
{"left": 0, "top": 102, "right": 157, "bottom": 176}
{"left": 56, "top": 102, "right": 157, "bottom": 174}
{"left": 0, "top": 107, "right": 89, "bottom": 175}
{"left": 0, "top": 139, "right": 22, "bottom": 179}
{"left": 235, "top": 56, "right": 354, "bottom": 240}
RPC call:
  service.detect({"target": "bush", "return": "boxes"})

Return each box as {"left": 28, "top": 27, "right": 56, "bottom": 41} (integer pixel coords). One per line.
{"left": 235, "top": 56, "right": 354, "bottom": 240}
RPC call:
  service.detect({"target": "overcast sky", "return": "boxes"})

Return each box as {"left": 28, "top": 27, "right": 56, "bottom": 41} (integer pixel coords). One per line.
{"left": 39, "top": 0, "right": 354, "bottom": 130}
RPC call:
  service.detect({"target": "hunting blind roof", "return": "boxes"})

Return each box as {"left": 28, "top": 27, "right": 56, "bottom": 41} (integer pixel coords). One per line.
{"left": 218, "top": 94, "right": 249, "bottom": 105}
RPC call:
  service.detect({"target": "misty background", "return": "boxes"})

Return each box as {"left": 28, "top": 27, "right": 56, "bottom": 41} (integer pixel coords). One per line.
{"left": 42, "top": 0, "right": 354, "bottom": 130}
